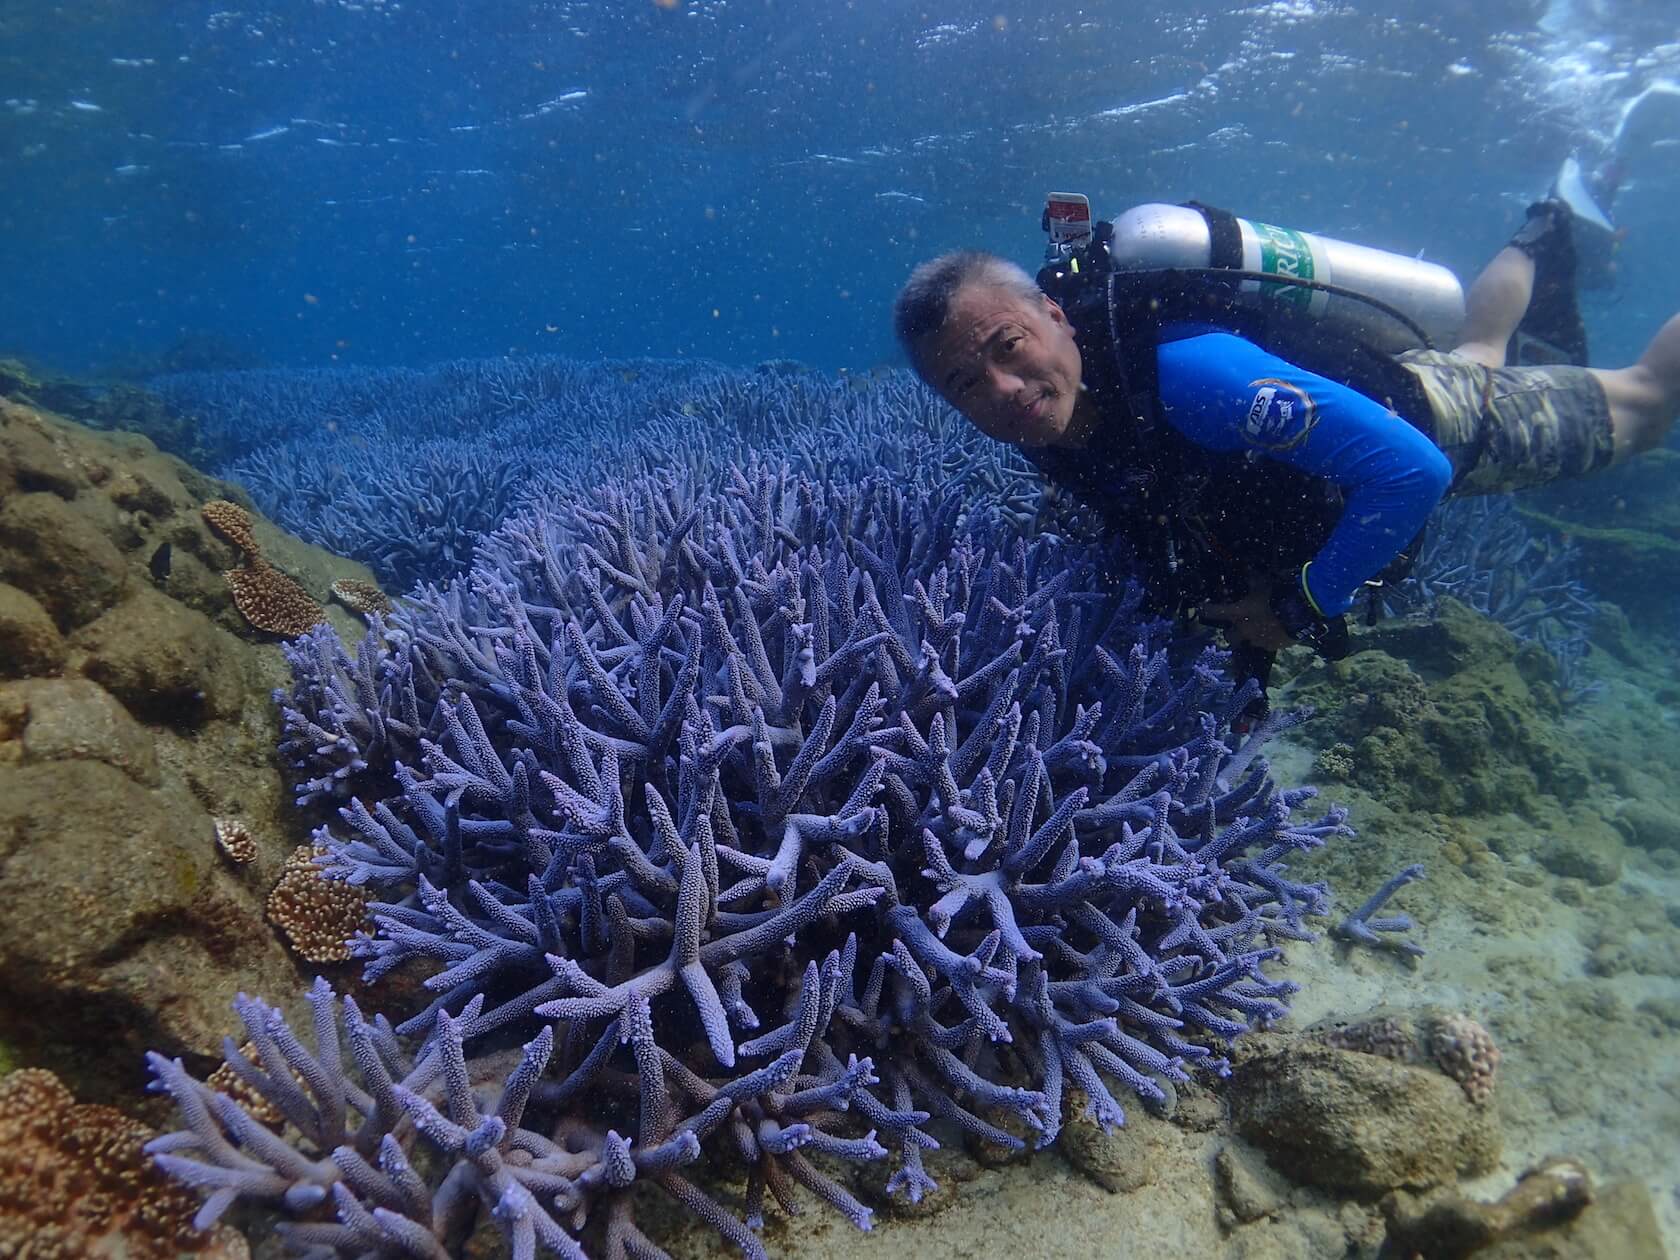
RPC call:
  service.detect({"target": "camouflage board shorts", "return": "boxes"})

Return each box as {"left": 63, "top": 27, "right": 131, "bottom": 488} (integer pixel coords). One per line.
{"left": 1397, "top": 348, "right": 1614, "bottom": 495}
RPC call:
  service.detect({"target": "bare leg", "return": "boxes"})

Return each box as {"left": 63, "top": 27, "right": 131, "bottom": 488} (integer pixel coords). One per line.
{"left": 1453, "top": 247, "right": 1535, "bottom": 368}
{"left": 1593, "top": 312, "right": 1680, "bottom": 460}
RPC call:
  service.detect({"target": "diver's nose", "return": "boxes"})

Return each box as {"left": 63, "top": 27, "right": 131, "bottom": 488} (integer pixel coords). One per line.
{"left": 986, "top": 363, "right": 1025, "bottom": 398}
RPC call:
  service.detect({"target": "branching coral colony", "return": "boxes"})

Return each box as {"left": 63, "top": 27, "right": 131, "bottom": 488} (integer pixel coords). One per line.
{"left": 147, "top": 463, "right": 1352, "bottom": 1259}
{"left": 165, "top": 358, "right": 1041, "bottom": 589}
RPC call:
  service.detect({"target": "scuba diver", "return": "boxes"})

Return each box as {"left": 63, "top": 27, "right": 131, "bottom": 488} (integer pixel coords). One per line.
{"left": 891, "top": 185, "right": 1680, "bottom": 718}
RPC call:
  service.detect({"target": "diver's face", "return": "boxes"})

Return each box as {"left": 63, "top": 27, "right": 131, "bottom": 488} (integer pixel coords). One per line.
{"left": 917, "top": 282, "right": 1084, "bottom": 447}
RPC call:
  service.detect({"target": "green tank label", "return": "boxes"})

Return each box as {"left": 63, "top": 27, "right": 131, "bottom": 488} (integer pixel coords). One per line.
{"left": 1251, "top": 220, "right": 1315, "bottom": 309}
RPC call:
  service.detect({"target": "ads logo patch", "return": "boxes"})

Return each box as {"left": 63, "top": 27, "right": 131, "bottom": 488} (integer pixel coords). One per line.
{"left": 1241, "top": 377, "right": 1316, "bottom": 451}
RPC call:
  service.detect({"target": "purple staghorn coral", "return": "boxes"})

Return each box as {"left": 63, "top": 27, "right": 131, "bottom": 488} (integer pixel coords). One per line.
{"left": 1386, "top": 496, "right": 1601, "bottom": 704}
{"left": 152, "top": 463, "right": 1351, "bottom": 1257}
{"left": 160, "top": 356, "right": 1040, "bottom": 589}
{"left": 274, "top": 620, "right": 426, "bottom": 806}
{"left": 1332, "top": 863, "right": 1427, "bottom": 959}
{"left": 1390, "top": 498, "right": 1593, "bottom": 637}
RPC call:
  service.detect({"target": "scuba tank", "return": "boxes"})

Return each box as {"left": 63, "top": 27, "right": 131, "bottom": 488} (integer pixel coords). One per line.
{"left": 1043, "top": 196, "right": 1466, "bottom": 354}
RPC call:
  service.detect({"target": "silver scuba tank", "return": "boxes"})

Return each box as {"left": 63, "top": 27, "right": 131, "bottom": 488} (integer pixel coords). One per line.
{"left": 1106, "top": 202, "right": 1466, "bottom": 353}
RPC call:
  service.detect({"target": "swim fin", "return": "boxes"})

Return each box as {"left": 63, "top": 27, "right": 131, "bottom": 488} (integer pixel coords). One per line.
{"left": 1548, "top": 156, "right": 1618, "bottom": 291}
{"left": 1505, "top": 197, "right": 1590, "bottom": 367}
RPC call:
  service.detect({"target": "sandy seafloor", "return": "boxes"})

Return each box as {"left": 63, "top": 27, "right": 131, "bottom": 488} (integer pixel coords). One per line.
{"left": 640, "top": 627, "right": 1680, "bottom": 1260}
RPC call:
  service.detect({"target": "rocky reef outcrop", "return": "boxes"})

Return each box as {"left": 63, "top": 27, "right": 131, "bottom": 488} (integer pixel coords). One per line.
{"left": 1289, "top": 597, "right": 1593, "bottom": 819}
{"left": 0, "top": 398, "right": 381, "bottom": 1106}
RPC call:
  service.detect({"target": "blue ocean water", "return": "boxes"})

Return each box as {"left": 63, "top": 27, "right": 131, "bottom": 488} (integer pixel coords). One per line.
{"left": 3, "top": 0, "right": 1677, "bottom": 375}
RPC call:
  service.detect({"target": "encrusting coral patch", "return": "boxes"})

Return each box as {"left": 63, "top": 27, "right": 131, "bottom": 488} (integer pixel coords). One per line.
{"left": 329, "top": 576, "right": 393, "bottom": 617}
{"left": 213, "top": 816, "right": 258, "bottom": 864}
{"left": 265, "top": 843, "right": 372, "bottom": 963}
{"left": 0, "top": 1067, "right": 247, "bottom": 1258}
{"left": 199, "top": 498, "right": 260, "bottom": 556}
{"left": 201, "top": 497, "right": 326, "bottom": 636}
{"left": 223, "top": 559, "right": 327, "bottom": 637}
{"left": 1428, "top": 1012, "right": 1501, "bottom": 1107}
{"left": 204, "top": 1041, "right": 290, "bottom": 1130}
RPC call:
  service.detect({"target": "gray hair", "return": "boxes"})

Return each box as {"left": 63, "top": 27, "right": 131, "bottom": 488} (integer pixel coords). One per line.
{"left": 892, "top": 251, "right": 1043, "bottom": 378}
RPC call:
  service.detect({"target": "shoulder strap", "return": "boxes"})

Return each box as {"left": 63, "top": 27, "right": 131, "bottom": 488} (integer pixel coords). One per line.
{"left": 1096, "top": 274, "right": 1163, "bottom": 435}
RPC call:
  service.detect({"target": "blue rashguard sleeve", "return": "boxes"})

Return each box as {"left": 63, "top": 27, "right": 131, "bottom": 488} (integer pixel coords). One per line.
{"left": 1155, "top": 331, "right": 1452, "bottom": 616}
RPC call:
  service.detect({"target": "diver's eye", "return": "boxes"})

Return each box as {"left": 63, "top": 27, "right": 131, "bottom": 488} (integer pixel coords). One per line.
{"left": 997, "top": 335, "right": 1024, "bottom": 358}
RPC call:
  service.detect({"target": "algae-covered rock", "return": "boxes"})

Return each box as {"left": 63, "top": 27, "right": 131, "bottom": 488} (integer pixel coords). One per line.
{"left": 0, "top": 358, "right": 41, "bottom": 397}
{"left": 71, "top": 586, "right": 252, "bottom": 727}
{"left": 0, "top": 678, "right": 160, "bottom": 786}
{"left": 0, "top": 402, "right": 87, "bottom": 499}
{"left": 0, "top": 399, "right": 391, "bottom": 1109}
{"left": 1612, "top": 799, "right": 1680, "bottom": 853}
{"left": 1520, "top": 447, "right": 1680, "bottom": 626}
{"left": 0, "top": 395, "right": 372, "bottom": 648}
{"left": 1290, "top": 598, "right": 1592, "bottom": 817}
{"left": 1058, "top": 1090, "right": 1180, "bottom": 1194}
{"left": 1309, "top": 1008, "right": 1503, "bottom": 1108}
{"left": 1537, "top": 829, "right": 1624, "bottom": 886}
{"left": 1, "top": 351, "right": 259, "bottom": 469}
{"left": 0, "top": 491, "right": 128, "bottom": 631}
{"left": 1228, "top": 1035, "right": 1500, "bottom": 1194}
{"left": 1214, "top": 1144, "right": 1285, "bottom": 1225}
{"left": 853, "top": 1142, "right": 979, "bottom": 1222}
{"left": 0, "top": 583, "right": 65, "bottom": 678}
{"left": 0, "top": 760, "right": 303, "bottom": 1102}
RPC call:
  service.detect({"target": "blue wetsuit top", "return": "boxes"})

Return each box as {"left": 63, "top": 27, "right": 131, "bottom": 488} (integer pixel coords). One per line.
{"left": 1155, "top": 326, "right": 1453, "bottom": 617}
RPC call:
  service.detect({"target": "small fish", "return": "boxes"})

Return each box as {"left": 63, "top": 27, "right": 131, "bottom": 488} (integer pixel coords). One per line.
{"left": 148, "top": 541, "right": 172, "bottom": 582}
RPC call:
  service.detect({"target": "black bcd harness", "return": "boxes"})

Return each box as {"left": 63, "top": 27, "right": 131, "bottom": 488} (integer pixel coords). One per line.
{"left": 1029, "top": 205, "right": 1436, "bottom": 628}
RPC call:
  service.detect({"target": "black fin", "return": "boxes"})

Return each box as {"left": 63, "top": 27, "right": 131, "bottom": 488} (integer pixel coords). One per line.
{"left": 1506, "top": 200, "right": 1589, "bottom": 367}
